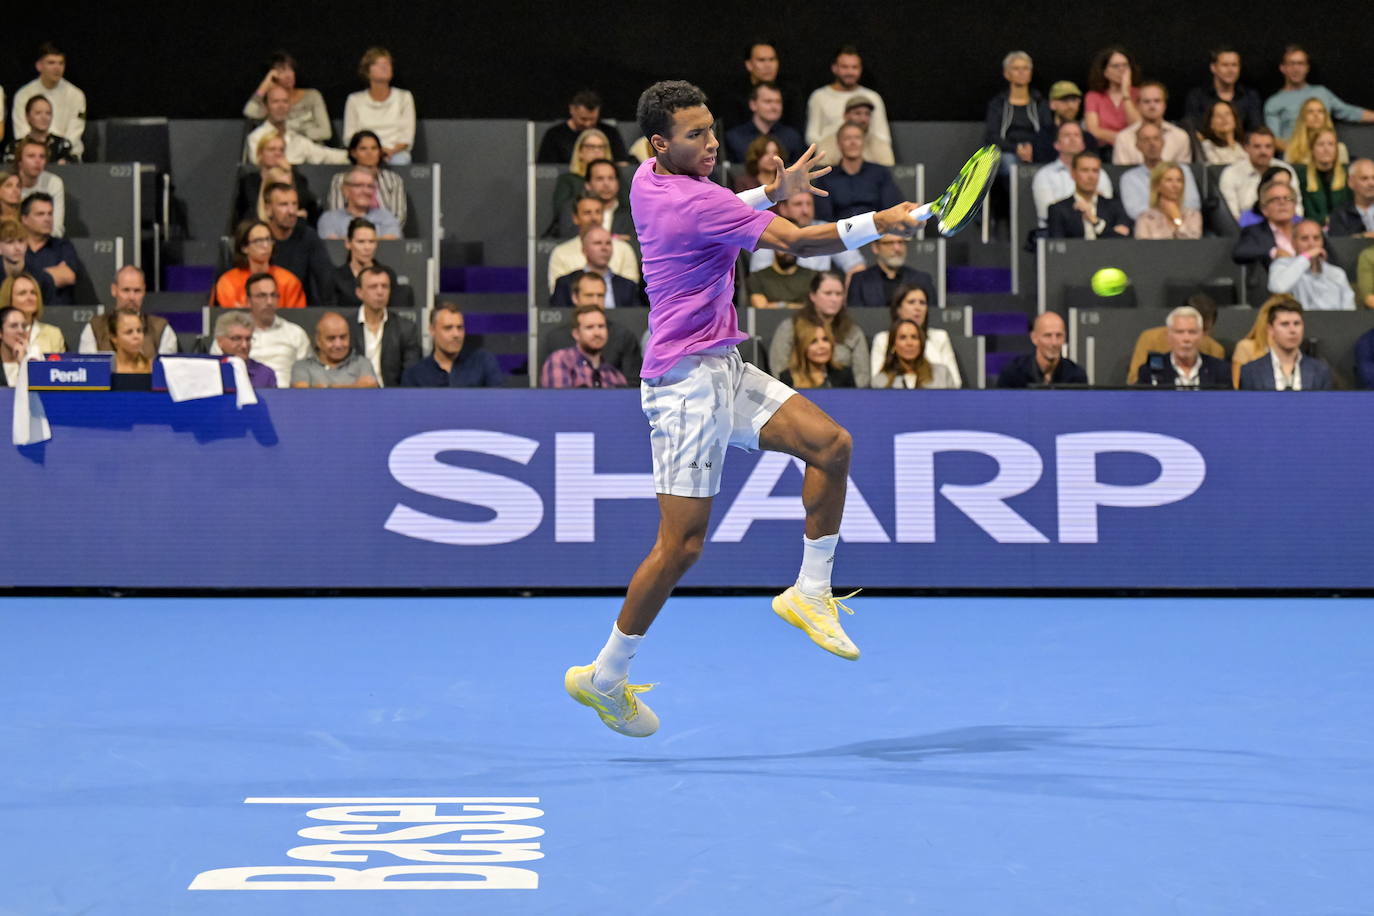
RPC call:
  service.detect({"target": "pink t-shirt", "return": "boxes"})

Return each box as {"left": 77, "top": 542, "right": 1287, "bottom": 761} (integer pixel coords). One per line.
{"left": 1084, "top": 88, "right": 1141, "bottom": 134}
{"left": 630, "top": 158, "right": 776, "bottom": 378}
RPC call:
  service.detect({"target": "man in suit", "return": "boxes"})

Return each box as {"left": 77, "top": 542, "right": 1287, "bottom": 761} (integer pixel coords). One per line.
{"left": 1238, "top": 299, "right": 1334, "bottom": 390}
{"left": 1126, "top": 293, "right": 1226, "bottom": 383}
{"left": 1046, "top": 151, "right": 1132, "bottom": 239}
{"left": 350, "top": 265, "right": 421, "bottom": 387}
{"left": 551, "top": 228, "right": 644, "bottom": 309}
{"left": 1135, "top": 305, "right": 1232, "bottom": 388}
{"left": 1326, "top": 158, "right": 1374, "bottom": 238}
{"left": 846, "top": 235, "right": 936, "bottom": 309}
{"left": 1232, "top": 178, "right": 1302, "bottom": 303}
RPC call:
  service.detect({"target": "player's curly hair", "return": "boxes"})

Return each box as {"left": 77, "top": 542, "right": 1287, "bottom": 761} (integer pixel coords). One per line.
{"left": 637, "top": 81, "right": 708, "bottom": 143}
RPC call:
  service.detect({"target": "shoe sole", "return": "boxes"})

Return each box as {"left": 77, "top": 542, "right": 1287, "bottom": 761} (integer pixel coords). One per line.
{"left": 772, "top": 596, "right": 860, "bottom": 660}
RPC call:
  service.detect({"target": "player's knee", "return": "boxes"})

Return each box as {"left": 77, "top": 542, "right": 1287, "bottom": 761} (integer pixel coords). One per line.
{"left": 821, "top": 426, "right": 853, "bottom": 472}
{"left": 662, "top": 531, "right": 706, "bottom": 572}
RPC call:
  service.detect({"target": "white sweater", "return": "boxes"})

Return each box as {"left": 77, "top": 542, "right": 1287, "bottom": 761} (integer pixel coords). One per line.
{"left": 12, "top": 78, "right": 87, "bottom": 159}
{"left": 344, "top": 88, "right": 416, "bottom": 151}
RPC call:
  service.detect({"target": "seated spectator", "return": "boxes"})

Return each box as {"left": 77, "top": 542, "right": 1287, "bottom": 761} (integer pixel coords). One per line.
{"left": 1047, "top": 151, "right": 1132, "bottom": 239}
{"left": 1263, "top": 46, "right": 1373, "bottom": 151}
{"left": 1126, "top": 293, "right": 1225, "bottom": 384}
{"left": 1083, "top": 46, "right": 1142, "bottom": 153}
{"left": 984, "top": 51, "right": 1053, "bottom": 172}
{"left": 349, "top": 265, "right": 420, "bottom": 386}
{"left": 212, "top": 310, "right": 277, "bottom": 388}
{"left": 847, "top": 234, "right": 935, "bottom": 309}
{"left": 1117, "top": 123, "right": 1203, "bottom": 219}
{"left": 11, "top": 43, "right": 86, "bottom": 160}
{"left": 331, "top": 218, "right": 401, "bottom": 309}
{"left": 540, "top": 304, "right": 629, "bottom": 389}
{"left": 214, "top": 219, "right": 306, "bottom": 309}
{"left": 318, "top": 166, "right": 402, "bottom": 239}
{"left": 291, "top": 312, "right": 378, "bottom": 388}
{"left": 400, "top": 301, "right": 504, "bottom": 387}
{"left": 1134, "top": 305, "right": 1232, "bottom": 388}
{"left": 1217, "top": 128, "right": 1297, "bottom": 221}
{"left": 768, "top": 270, "right": 869, "bottom": 386}
{"left": 1113, "top": 81, "right": 1192, "bottom": 165}
{"left": 997, "top": 312, "right": 1087, "bottom": 387}
{"left": 326, "top": 130, "right": 407, "bottom": 227}
{"left": 1284, "top": 98, "right": 1350, "bottom": 170}
{"left": 1294, "top": 129, "right": 1352, "bottom": 228}
{"left": 0, "top": 305, "right": 33, "bottom": 384}
{"left": 243, "top": 51, "right": 331, "bottom": 142}
{"left": 1238, "top": 299, "right": 1333, "bottom": 390}
{"left": 20, "top": 193, "right": 80, "bottom": 306}
{"left": 0, "top": 217, "right": 55, "bottom": 304}
{"left": 244, "top": 85, "right": 349, "bottom": 166}
{"left": 725, "top": 82, "right": 804, "bottom": 164}
{"left": 15, "top": 138, "right": 64, "bottom": 238}
{"left": 559, "top": 272, "right": 642, "bottom": 381}
{"left": 1047, "top": 81, "right": 1096, "bottom": 151}
{"left": 536, "top": 89, "right": 630, "bottom": 164}
{"left": 550, "top": 227, "right": 645, "bottom": 309}
{"left": 1229, "top": 296, "right": 1284, "bottom": 388}
{"left": 872, "top": 318, "right": 956, "bottom": 389}
{"left": 1195, "top": 100, "right": 1247, "bottom": 166}
{"left": 107, "top": 307, "right": 153, "bottom": 390}
{"left": 209, "top": 272, "right": 311, "bottom": 386}
{"left": 264, "top": 183, "right": 335, "bottom": 305}
{"left": 550, "top": 129, "right": 613, "bottom": 235}
{"left": 547, "top": 197, "right": 640, "bottom": 291}
{"left": 1239, "top": 167, "right": 1296, "bottom": 228}
{"left": 1232, "top": 180, "right": 1302, "bottom": 285}
{"left": 582, "top": 160, "right": 635, "bottom": 238}
{"left": 0, "top": 272, "right": 64, "bottom": 352}
{"left": 1184, "top": 47, "right": 1263, "bottom": 135}
{"left": 748, "top": 252, "right": 816, "bottom": 309}
{"left": 2, "top": 96, "right": 75, "bottom": 164}
{"left": 233, "top": 131, "right": 319, "bottom": 227}
{"left": 78, "top": 265, "right": 175, "bottom": 356}
{"left": 805, "top": 45, "right": 894, "bottom": 162}
{"left": 718, "top": 43, "right": 806, "bottom": 139}
{"left": 1327, "top": 158, "right": 1374, "bottom": 237}
{"left": 1361, "top": 245, "right": 1374, "bottom": 309}
{"left": 1031, "top": 121, "right": 1113, "bottom": 227}
{"left": 812, "top": 123, "right": 902, "bottom": 222}
{"left": 816, "top": 94, "right": 895, "bottom": 168}
{"left": 732, "top": 134, "right": 783, "bottom": 193}
{"left": 0, "top": 170, "right": 21, "bottom": 223}
{"left": 749, "top": 191, "right": 864, "bottom": 275}
{"left": 1134, "top": 163, "right": 1202, "bottom": 239}
{"left": 1267, "top": 219, "right": 1356, "bottom": 310}
{"left": 344, "top": 48, "right": 416, "bottom": 166}
{"left": 868, "top": 283, "right": 961, "bottom": 387}
{"left": 1355, "top": 326, "right": 1374, "bottom": 388}
{"left": 779, "top": 319, "right": 855, "bottom": 389}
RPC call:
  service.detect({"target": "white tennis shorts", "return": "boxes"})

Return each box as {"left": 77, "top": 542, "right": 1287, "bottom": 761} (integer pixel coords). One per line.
{"left": 641, "top": 347, "right": 796, "bottom": 498}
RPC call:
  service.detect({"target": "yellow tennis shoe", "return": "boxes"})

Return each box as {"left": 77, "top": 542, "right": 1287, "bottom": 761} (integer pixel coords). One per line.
{"left": 772, "top": 586, "right": 861, "bottom": 660}
{"left": 564, "top": 664, "right": 660, "bottom": 737}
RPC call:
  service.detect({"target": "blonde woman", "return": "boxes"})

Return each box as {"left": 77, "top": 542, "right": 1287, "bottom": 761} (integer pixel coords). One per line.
{"left": 872, "top": 318, "right": 956, "bottom": 389}
{"left": 233, "top": 130, "right": 317, "bottom": 226}
{"left": 779, "top": 319, "right": 855, "bottom": 389}
{"left": 868, "top": 284, "right": 961, "bottom": 387}
{"left": 1294, "top": 128, "right": 1351, "bottom": 227}
{"left": 0, "top": 272, "right": 64, "bottom": 352}
{"left": 1284, "top": 98, "right": 1350, "bottom": 168}
{"left": 1230, "top": 295, "right": 1291, "bottom": 387}
{"left": 551, "top": 129, "right": 614, "bottom": 232}
{"left": 1134, "top": 163, "right": 1203, "bottom": 238}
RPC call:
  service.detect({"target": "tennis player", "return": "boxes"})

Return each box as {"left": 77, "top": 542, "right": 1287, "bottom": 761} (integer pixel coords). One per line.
{"left": 566, "top": 81, "right": 924, "bottom": 736}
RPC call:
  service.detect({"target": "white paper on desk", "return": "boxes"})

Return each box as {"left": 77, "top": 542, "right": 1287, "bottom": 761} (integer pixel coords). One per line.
{"left": 162, "top": 357, "right": 224, "bottom": 402}
{"left": 225, "top": 356, "right": 258, "bottom": 408}
{"left": 12, "top": 359, "right": 52, "bottom": 446}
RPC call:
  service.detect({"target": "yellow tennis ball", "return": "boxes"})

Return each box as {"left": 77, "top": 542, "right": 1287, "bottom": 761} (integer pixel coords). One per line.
{"left": 1091, "top": 267, "right": 1129, "bottom": 297}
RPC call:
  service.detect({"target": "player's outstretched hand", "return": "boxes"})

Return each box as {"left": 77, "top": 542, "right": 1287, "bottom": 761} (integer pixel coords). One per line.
{"left": 875, "top": 201, "right": 927, "bottom": 238}
{"left": 766, "top": 144, "right": 832, "bottom": 202}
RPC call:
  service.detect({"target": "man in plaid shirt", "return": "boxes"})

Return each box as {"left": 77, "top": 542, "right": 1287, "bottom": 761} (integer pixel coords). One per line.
{"left": 539, "top": 301, "right": 628, "bottom": 388}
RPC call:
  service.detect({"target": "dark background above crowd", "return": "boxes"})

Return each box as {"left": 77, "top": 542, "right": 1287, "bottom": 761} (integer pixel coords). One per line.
{"left": 4, "top": 1, "right": 1366, "bottom": 123}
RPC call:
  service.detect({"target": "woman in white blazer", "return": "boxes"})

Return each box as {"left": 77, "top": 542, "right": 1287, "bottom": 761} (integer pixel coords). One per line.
{"left": 868, "top": 283, "right": 961, "bottom": 387}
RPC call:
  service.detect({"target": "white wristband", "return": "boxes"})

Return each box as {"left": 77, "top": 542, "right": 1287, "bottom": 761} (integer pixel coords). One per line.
{"left": 737, "top": 185, "right": 773, "bottom": 210}
{"left": 838, "top": 211, "right": 881, "bottom": 250}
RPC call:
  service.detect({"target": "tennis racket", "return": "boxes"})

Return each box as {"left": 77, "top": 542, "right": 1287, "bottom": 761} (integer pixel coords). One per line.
{"left": 910, "top": 144, "right": 1000, "bottom": 237}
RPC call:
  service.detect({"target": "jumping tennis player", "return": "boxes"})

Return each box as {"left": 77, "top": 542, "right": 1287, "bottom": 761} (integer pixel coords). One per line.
{"left": 566, "top": 80, "right": 925, "bottom": 736}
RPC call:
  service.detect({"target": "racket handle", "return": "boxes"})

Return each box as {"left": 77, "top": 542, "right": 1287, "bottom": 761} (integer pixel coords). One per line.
{"left": 909, "top": 203, "right": 933, "bottom": 223}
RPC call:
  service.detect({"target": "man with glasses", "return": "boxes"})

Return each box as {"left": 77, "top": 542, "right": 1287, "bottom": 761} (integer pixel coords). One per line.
{"left": 1238, "top": 298, "right": 1333, "bottom": 390}
{"left": 317, "top": 167, "right": 401, "bottom": 240}
{"left": 210, "top": 272, "right": 311, "bottom": 386}
{"left": 212, "top": 310, "right": 277, "bottom": 388}
{"left": 539, "top": 299, "right": 629, "bottom": 389}
{"left": 1233, "top": 179, "right": 1303, "bottom": 273}
{"left": 1218, "top": 127, "right": 1297, "bottom": 222}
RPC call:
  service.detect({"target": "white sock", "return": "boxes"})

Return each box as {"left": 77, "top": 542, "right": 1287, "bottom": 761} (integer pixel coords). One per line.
{"left": 796, "top": 533, "right": 838, "bottom": 596}
{"left": 592, "top": 624, "right": 643, "bottom": 692}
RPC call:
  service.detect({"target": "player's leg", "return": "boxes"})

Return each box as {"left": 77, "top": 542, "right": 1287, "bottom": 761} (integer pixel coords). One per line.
{"left": 616, "top": 493, "right": 714, "bottom": 636}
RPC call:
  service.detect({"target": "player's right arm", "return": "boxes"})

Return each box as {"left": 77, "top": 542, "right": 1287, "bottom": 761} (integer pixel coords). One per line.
{"left": 756, "top": 203, "right": 925, "bottom": 258}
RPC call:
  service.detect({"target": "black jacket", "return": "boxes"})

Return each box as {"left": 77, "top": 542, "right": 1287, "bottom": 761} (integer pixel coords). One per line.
{"left": 270, "top": 221, "right": 335, "bottom": 307}
{"left": 846, "top": 264, "right": 937, "bottom": 310}
{"left": 350, "top": 310, "right": 422, "bottom": 387}
{"left": 1046, "top": 195, "right": 1133, "bottom": 239}
{"left": 550, "top": 270, "right": 645, "bottom": 310}
{"left": 1326, "top": 202, "right": 1371, "bottom": 238}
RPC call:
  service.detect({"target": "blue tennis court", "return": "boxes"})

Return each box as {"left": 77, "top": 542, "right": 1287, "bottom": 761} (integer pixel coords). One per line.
{"left": 5, "top": 595, "right": 1372, "bottom": 915}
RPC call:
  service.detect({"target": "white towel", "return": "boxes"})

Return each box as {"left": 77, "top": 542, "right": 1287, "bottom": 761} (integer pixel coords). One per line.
{"left": 225, "top": 356, "right": 259, "bottom": 408}
{"left": 12, "top": 358, "right": 52, "bottom": 446}
{"left": 161, "top": 357, "right": 224, "bottom": 402}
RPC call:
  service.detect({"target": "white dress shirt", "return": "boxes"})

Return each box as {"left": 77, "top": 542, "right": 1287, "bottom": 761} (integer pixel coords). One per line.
{"left": 1217, "top": 158, "right": 1299, "bottom": 221}
{"left": 357, "top": 305, "right": 387, "bottom": 386}
{"left": 1270, "top": 350, "right": 1302, "bottom": 390}
{"left": 1170, "top": 354, "right": 1201, "bottom": 388}
{"left": 1031, "top": 160, "right": 1113, "bottom": 225}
